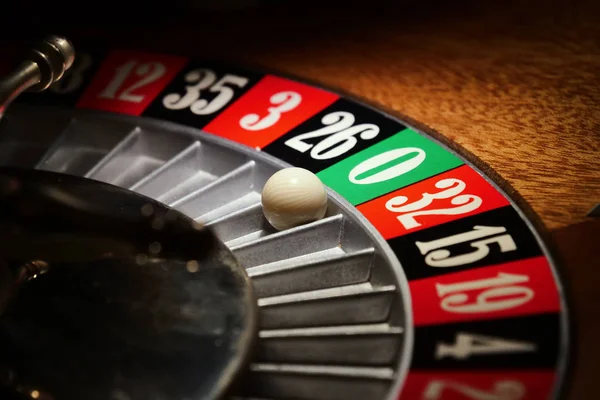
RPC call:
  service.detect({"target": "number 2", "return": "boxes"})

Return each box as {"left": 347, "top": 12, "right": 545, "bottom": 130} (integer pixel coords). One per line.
{"left": 285, "top": 111, "right": 380, "bottom": 160}
{"left": 386, "top": 178, "right": 482, "bottom": 229}
{"left": 162, "top": 68, "right": 248, "bottom": 115}
{"left": 240, "top": 91, "right": 302, "bottom": 131}
{"left": 99, "top": 60, "right": 167, "bottom": 102}
{"left": 423, "top": 380, "right": 525, "bottom": 400}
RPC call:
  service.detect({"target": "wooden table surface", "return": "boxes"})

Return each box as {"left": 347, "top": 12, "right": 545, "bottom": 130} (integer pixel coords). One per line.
{"left": 3, "top": 0, "right": 600, "bottom": 397}
{"left": 148, "top": 4, "right": 599, "bottom": 397}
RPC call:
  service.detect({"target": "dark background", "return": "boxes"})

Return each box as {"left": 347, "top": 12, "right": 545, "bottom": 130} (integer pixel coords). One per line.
{"left": 0, "top": 1, "right": 598, "bottom": 399}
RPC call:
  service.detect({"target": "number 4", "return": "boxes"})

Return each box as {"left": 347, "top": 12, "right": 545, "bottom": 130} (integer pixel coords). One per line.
{"left": 436, "top": 332, "right": 536, "bottom": 359}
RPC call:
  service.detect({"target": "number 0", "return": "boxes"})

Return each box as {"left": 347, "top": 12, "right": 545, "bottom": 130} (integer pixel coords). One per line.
{"left": 349, "top": 147, "right": 426, "bottom": 185}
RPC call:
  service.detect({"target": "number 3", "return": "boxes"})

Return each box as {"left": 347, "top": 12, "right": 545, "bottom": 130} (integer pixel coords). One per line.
{"left": 240, "top": 91, "right": 302, "bottom": 131}
{"left": 162, "top": 68, "right": 248, "bottom": 115}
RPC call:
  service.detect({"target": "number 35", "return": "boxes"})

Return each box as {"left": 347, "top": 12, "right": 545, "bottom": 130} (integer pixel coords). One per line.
{"left": 162, "top": 68, "right": 248, "bottom": 115}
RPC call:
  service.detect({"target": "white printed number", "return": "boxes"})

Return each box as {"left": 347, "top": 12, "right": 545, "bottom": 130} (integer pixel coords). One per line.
{"left": 49, "top": 52, "right": 93, "bottom": 94}
{"left": 285, "top": 111, "right": 379, "bottom": 160}
{"left": 415, "top": 225, "right": 517, "bottom": 267}
{"left": 99, "top": 60, "right": 167, "bottom": 102}
{"left": 436, "top": 272, "right": 534, "bottom": 313}
{"left": 436, "top": 332, "right": 536, "bottom": 360}
{"left": 348, "top": 147, "right": 426, "bottom": 185}
{"left": 163, "top": 68, "right": 248, "bottom": 115}
{"left": 240, "top": 91, "right": 302, "bottom": 130}
{"left": 386, "top": 178, "right": 482, "bottom": 230}
{"left": 424, "top": 380, "right": 525, "bottom": 400}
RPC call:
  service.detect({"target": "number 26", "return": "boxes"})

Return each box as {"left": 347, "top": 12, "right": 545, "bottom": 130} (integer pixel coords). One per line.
{"left": 285, "top": 111, "right": 380, "bottom": 160}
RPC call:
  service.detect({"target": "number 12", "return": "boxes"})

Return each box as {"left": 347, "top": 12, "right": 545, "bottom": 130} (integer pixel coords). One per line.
{"left": 99, "top": 60, "right": 167, "bottom": 103}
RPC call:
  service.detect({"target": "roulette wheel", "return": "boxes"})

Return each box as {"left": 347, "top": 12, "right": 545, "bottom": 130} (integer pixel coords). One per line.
{"left": 0, "top": 1, "right": 598, "bottom": 399}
